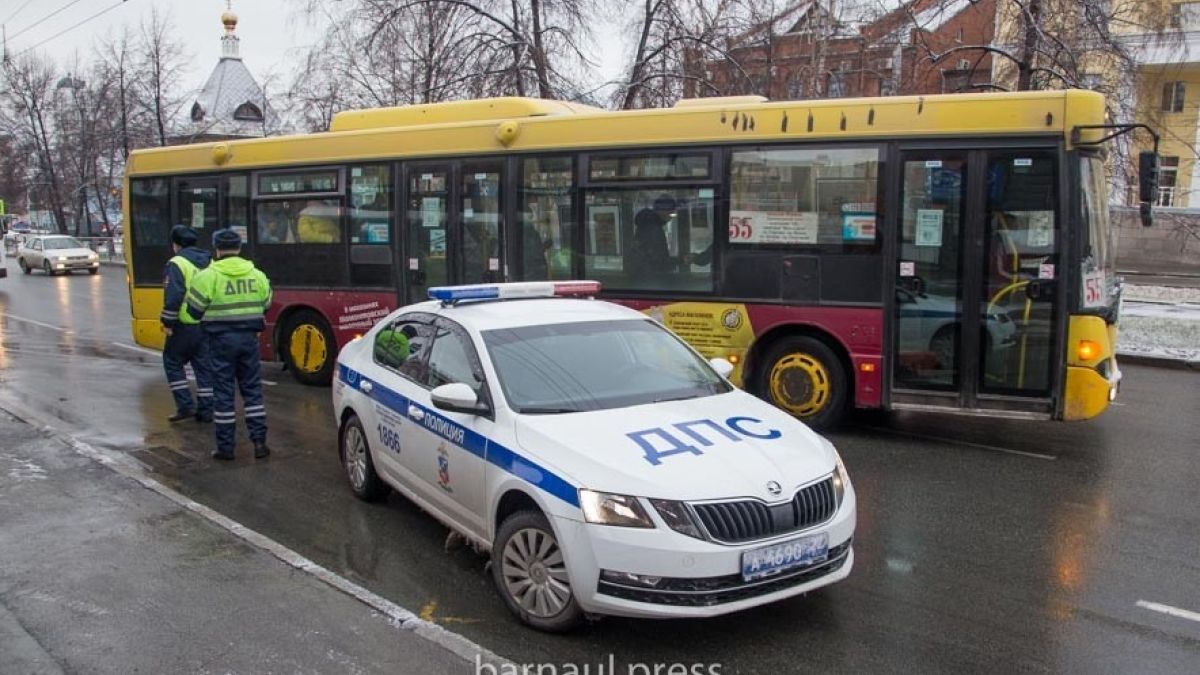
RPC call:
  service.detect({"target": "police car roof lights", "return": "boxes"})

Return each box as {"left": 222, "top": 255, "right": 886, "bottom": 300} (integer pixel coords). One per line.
{"left": 428, "top": 281, "right": 602, "bottom": 306}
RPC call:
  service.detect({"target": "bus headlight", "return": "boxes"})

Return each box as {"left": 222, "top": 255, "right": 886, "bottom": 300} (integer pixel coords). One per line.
{"left": 579, "top": 490, "right": 655, "bottom": 528}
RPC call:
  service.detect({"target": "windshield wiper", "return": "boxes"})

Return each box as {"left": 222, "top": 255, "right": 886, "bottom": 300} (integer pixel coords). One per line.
{"left": 652, "top": 394, "right": 696, "bottom": 404}
{"left": 519, "top": 406, "right": 584, "bottom": 414}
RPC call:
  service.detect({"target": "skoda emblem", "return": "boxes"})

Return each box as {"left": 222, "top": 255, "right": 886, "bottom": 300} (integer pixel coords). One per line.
{"left": 766, "top": 481, "right": 782, "bottom": 497}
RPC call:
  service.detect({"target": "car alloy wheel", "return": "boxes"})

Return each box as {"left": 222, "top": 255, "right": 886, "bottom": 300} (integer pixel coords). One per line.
{"left": 344, "top": 421, "right": 369, "bottom": 491}
{"left": 500, "top": 527, "right": 572, "bottom": 619}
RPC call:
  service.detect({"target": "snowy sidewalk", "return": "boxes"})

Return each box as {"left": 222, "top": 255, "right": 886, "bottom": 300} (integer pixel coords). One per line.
{"left": 1119, "top": 284, "right": 1200, "bottom": 366}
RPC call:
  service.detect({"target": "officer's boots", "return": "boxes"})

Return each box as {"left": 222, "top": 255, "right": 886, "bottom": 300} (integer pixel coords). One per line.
{"left": 254, "top": 441, "right": 271, "bottom": 459}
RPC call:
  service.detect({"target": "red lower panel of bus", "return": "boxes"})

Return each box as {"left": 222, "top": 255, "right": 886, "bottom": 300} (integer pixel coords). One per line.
{"left": 613, "top": 299, "right": 884, "bottom": 409}
{"left": 263, "top": 289, "right": 400, "bottom": 360}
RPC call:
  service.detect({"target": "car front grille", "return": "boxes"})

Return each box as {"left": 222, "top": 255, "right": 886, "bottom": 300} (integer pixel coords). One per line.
{"left": 68, "top": 256, "right": 90, "bottom": 261}
{"left": 596, "top": 539, "right": 851, "bottom": 607}
{"left": 691, "top": 477, "right": 837, "bottom": 544}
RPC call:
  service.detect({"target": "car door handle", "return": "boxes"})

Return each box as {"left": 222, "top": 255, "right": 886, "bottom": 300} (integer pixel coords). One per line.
{"left": 408, "top": 405, "right": 425, "bottom": 421}
{"left": 360, "top": 381, "right": 373, "bottom": 393}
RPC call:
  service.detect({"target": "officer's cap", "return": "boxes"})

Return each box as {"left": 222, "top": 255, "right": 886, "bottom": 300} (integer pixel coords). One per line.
{"left": 170, "top": 225, "right": 198, "bottom": 247}
{"left": 212, "top": 228, "right": 242, "bottom": 251}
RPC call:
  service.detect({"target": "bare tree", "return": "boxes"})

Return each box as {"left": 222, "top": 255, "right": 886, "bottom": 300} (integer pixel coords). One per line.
{"left": 1, "top": 54, "right": 68, "bottom": 231}
{"left": 134, "top": 8, "right": 189, "bottom": 146}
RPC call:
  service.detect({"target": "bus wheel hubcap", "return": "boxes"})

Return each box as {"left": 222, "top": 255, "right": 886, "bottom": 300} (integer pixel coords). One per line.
{"left": 290, "top": 324, "right": 327, "bottom": 374}
{"left": 769, "top": 353, "right": 830, "bottom": 417}
{"left": 501, "top": 528, "right": 571, "bottom": 619}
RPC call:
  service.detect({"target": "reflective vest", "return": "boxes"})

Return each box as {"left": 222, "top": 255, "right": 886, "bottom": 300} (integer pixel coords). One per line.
{"left": 168, "top": 255, "right": 201, "bottom": 325}
{"left": 186, "top": 256, "right": 272, "bottom": 332}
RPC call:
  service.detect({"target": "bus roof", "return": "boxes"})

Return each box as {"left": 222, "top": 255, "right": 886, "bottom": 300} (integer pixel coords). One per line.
{"left": 127, "top": 90, "right": 1107, "bottom": 176}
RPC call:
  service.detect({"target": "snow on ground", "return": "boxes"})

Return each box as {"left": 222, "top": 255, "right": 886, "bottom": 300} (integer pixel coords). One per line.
{"left": 1118, "top": 285, "right": 1200, "bottom": 364}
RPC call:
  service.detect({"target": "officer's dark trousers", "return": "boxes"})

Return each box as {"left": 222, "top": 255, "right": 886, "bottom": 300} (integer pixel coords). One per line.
{"left": 163, "top": 324, "right": 213, "bottom": 416}
{"left": 210, "top": 330, "right": 267, "bottom": 454}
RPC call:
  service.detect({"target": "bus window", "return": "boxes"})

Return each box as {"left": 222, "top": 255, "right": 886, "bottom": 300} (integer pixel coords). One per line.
{"left": 129, "top": 177, "right": 171, "bottom": 285}
{"left": 583, "top": 188, "right": 714, "bottom": 293}
{"left": 254, "top": 198, "right": 347, "bottom": 286}
{"left": 349, "top": 165, "right": 393, "bottom": 287}
{"left": 729, "top": 147, "right": 880, "bottom": 250}
{"left": 225, "top": 175, "right": 249, "bottom": 240}
{"left": 519, "top": 157, "right": 574, "bottom": 281}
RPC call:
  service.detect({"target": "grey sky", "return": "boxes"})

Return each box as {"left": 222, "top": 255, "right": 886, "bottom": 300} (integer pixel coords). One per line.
{"left": 1, "top": 0, "right": 628, "bottom": 100}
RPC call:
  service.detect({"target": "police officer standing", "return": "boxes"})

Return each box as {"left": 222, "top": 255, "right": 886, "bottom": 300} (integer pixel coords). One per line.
{"left": 161, "top": 225, "right": 214, "bottom": 423}
{"left": 185, "top": 228, "right": 273, "bottom": 460}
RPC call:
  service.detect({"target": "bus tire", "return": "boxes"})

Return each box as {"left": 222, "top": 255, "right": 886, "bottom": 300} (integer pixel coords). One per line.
{"left": 755, "top": 335, "right": 847, "bottom": 430}
{"left": 282, "top": 310, "right": 335, "bottom": 386}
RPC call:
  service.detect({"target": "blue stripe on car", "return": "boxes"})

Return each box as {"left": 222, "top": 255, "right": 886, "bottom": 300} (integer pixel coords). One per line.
{"left": 339, "top": 364, "right": 580, "bottom": 508}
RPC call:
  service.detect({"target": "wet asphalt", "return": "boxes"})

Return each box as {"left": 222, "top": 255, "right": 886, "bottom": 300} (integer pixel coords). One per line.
{"left": 1, "top": 260, "right": 1198, "bottom": 674}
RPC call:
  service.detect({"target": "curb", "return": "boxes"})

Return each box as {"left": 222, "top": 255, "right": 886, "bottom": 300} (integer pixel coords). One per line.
{"left": 1117, "top": 353, "right": 1200, "bottom": 371}
{"left": 0, "top": 398, "right": 515, "bottom": 672}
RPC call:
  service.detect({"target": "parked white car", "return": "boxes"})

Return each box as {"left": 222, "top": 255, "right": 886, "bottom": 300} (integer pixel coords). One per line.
{"left": 16, "top": 235, "right": 100, "bottom": 276}
{"left": 332, "top": 281, "right": 856, "bottom": 631}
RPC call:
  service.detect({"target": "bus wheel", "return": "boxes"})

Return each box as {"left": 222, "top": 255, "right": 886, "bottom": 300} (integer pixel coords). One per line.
{"left": 756, "top": 336, "right": 847, "bottom": 430}
{"left": 282, "top": 310, "right": 335, "bottom": 386}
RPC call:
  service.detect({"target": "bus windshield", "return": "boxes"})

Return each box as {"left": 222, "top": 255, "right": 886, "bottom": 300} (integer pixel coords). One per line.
{"left": 483, "top": 319, "right": 732, "bottom": 414}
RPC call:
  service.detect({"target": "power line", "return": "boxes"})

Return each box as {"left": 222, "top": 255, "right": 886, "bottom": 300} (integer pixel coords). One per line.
{"left": 9, "top": 0, "right": 90, "bottom": 41}
{"left": 3, "top": 0, "right": 39, "bottom": 26}
{"left": 11, "top": 0, "right": 131, "bottom": 60}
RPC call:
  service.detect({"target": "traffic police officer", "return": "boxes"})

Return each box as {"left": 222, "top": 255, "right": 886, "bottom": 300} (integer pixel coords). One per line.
{"left": 185, "top": 228, "right": 273, "bottom": 460}
{"left": 161, "top": 225, "right": 213, "bottom": 423}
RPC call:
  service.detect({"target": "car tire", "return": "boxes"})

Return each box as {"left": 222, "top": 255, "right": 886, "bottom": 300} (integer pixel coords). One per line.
{"left": 754, "top": 335, "right": 848, "bottom": 430}
{"left": 42, "top": 260, "right": 54, "bottom": 276}
{"left": 88, "top": 268, "right": 99, "bottom": 275}
{"left": 282, "top": 310, "right": 336, "bottom": 386}
{"left": 492, "top": 510, "right": 583, "bottom": 633}
{"left": 339, "top": 413, "right": 388, "bottom": 501}
{"left": 19, "top": 259, "right": 30, "bottom": 274}
{"left": 929, "top": 324, "right": 958, "bottom": 372}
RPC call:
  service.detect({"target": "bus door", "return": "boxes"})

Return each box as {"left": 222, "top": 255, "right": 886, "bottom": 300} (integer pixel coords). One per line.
{"left": 402, "top": 161, "right": 505, "bottom": 304}
{"left": 890, "top": 148, "right": 1062, "bottom": 416}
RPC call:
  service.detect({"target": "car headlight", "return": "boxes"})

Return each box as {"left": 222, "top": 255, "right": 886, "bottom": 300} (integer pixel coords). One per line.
{"left": 578, "top": 490, "right": 654, "bottom": 528}
{"left": 649, "top": 499, "right": 704, "bottom": 539}
{"left": 832, "top": 452, "right": 848, "bottom": 509}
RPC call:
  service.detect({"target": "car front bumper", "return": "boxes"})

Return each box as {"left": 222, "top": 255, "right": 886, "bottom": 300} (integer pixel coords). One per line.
{"left": 553, "top": 491, "right": 856, "bottom": 619}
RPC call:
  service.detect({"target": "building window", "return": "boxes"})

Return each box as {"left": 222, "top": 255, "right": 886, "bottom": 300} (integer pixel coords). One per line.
{"left": 1162, "top": 82, "right": 1186, "bottom": 112}
{"left": 1157, "top": 156, "right": 1180, "bottom": 207}
{"left": 233, "top": 101, "right": 264, "bottom": 122}
{"left": 955, "top": 27, "right": 964, "bottom": 43}
{"left": 190, "top": 103, "right": 205, "bottom": 122}
{"left": 828, "top": 72, "right": 846, "bottom": 98}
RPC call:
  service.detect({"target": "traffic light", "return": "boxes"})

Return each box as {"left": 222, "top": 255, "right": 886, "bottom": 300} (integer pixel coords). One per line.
{"left": 1138, "top": 151, "right": 1159, "bottom": 203}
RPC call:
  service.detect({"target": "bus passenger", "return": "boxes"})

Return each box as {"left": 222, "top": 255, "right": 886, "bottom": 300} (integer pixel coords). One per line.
{"left": 629, "top": 194, "right": 679, "bottom": 280}
{"left": 297, "top": 200, "right": 340, "bottom": 243}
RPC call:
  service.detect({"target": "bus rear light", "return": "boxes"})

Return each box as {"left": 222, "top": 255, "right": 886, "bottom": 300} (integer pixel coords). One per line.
{"left": 1077, "top": 340, "right": 1101, "bottom": 361}
{"left": 727, "top": 354, "right": 740, "bottom": 364}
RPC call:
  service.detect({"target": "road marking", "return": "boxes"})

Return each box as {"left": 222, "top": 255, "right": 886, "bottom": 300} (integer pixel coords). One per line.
{"left": 1137, "top": 600, "right": 1200, "bottom": 624}
{"left": 4, "top": 314, "right": 72, "bottom": 334}
{"left": 262, "top": 379, "right": 278, "bottom": 386}
{"left": 0, "top": 398, "right": 512, "bottom": 670}
{"left": 111, "top": 342, "right": 160, "bottom": 356}
{"left": 863, "top": 426, "right": 1057, "bottom": 461}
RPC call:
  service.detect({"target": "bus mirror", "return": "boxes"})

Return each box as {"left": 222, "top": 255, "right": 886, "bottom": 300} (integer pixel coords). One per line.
{"left": 1140, "top": 201, "right": 1154, "bottom": 228}
{"left": 1138, "top": 151, "right": 1159, "bottom": 204}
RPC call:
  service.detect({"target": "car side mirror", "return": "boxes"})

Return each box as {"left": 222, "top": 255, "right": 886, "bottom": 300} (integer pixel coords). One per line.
{"left": 430, "top": 382, "right": 488, "bottom": 415}
{"left": 709, "top": 357, "right": 735, "bottom": 379}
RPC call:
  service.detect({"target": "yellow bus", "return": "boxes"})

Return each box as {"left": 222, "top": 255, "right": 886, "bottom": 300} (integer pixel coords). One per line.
{"left": 125, "top": 90, "right": 1140, "bottom": 427}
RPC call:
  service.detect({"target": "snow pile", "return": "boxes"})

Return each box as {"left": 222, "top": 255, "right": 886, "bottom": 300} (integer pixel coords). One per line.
{"left": 1118, "top": 285, "right": 1200, "bottom": 364}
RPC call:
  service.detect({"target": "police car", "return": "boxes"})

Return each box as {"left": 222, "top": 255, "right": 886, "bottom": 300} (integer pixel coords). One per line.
{"left": 331, "top": 281, "right": 856, "bottom": 631}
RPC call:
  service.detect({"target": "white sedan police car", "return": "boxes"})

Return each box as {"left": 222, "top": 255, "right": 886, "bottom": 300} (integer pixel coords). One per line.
{"left": 332, "top": 281, "right": 856, "bottom": 631}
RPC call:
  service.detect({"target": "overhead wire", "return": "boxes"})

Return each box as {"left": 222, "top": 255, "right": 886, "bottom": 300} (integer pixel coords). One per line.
{"left": 7, "top": 0, "right": 89, "bottom": 41}
{"left": 11, "top": 0, "right": 131, "bottom": 60}
{"left": 3, "top": 0, "right": 39, "bottom": 26}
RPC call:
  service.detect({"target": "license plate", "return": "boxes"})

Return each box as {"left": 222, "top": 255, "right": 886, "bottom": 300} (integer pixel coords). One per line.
{"left": 741, "top": 532, "right": 829, "bottom": 582}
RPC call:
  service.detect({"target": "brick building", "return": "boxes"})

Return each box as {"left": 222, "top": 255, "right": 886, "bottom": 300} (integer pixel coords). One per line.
{"left": 700, "top": 0, "right": 1000, "bottom": 100}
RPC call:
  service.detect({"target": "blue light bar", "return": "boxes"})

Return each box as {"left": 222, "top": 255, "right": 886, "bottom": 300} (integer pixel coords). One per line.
{"left": 428, "top": 281, "right": 602, "bottom": 305}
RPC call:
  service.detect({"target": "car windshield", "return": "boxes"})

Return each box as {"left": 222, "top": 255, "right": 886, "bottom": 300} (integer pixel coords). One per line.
{"left": 483, "top": 319, "right": 732, "bottom": 414}
{"left": 43, "top": 237, "right": 84, "bottom": 250}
